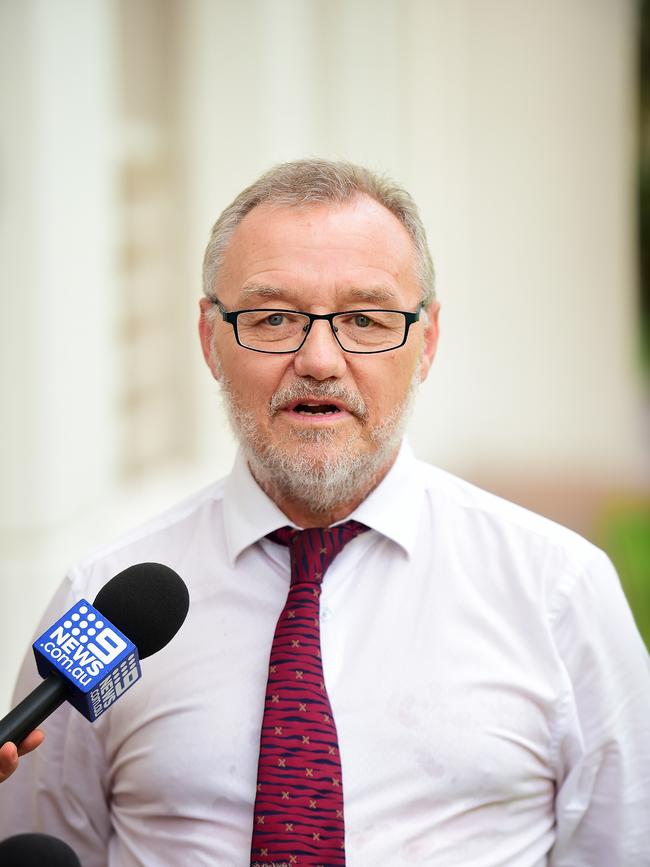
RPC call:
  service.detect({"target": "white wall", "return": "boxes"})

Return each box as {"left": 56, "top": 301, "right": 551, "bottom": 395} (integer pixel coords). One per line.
{"left": 0, "top": 0, "right": 121, "bottom": 710}
{"left": 0, "top": 0, "right": 644, "bottom": 714}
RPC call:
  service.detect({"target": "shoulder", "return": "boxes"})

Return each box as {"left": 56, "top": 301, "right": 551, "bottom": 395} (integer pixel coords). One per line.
{"left": 413, "top": 458, "right": 612, "bottom": 603}
{"left": 411, "top": 458, "right": 649, "bottom": 671}
{"left": 418, "top": 459, "right": 594, "bottom": 548}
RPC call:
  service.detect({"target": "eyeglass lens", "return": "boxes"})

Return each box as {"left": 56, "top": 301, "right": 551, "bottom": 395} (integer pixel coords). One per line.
{"left": 236, "top": 310, "right": 407, "bottom": 352}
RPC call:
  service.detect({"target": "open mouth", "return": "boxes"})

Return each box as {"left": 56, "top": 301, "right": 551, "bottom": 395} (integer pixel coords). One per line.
{"left": 292, "top": 403, "right": 342, "bottom": 416}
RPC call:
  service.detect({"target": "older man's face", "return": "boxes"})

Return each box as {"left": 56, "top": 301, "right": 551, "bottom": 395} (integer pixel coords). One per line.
{"left": 199, "top": 195, "right": 439, "bottom": 513}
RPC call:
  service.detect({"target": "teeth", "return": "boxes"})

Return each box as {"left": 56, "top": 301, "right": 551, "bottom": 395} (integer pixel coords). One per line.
{"left": 295, "top": 403, "right": 340, "bottom": 415}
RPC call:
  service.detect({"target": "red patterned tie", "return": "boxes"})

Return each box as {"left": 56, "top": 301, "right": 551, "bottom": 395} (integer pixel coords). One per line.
{"left": 251, "top": 521, "right": 369, "bottom": 867}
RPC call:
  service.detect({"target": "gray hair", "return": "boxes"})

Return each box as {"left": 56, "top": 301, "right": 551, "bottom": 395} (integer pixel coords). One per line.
{"left": 202, "top": 158, "right": 435, "bottom": 306}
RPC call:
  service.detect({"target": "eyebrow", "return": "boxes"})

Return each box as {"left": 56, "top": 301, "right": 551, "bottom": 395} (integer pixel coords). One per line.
{"left": 345, "top": 286, "right": 400, "bottom": 306}
{"left": 237, "top": 285, "right": 285, "bottom": 305}
{"left": 237, "top": 284, "right": 401, "bottom": 307}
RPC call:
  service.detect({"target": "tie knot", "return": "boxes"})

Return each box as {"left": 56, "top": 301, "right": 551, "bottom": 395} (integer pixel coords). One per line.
{"left": 267, "top": 520, "right": 368, "bottom": 585}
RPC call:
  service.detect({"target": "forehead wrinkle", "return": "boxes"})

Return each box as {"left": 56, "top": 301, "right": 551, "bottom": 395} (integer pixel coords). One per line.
{"left": 237, "top": 282, "right": 402, "bottom": 309}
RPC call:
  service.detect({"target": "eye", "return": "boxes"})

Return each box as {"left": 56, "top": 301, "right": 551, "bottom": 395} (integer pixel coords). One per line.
{"left": 353, "top": 314, "right": 372, "bottom": 328}
{"left": 265, "top": 313, "right": 285, "bottom": 326}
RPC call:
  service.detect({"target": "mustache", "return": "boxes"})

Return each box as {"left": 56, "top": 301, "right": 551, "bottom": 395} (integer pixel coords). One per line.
{"left": 269, "top": 379, "right": 368, "bottom": 420}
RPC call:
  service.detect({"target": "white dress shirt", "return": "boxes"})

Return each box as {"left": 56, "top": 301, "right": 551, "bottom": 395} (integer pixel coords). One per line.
{"left": 1, "top": 443, "right": 648, "bottom": 866}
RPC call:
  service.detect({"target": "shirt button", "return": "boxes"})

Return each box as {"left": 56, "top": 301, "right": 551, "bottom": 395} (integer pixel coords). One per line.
{"left": 320, "top": 606, "right": 332, "bottom": 621}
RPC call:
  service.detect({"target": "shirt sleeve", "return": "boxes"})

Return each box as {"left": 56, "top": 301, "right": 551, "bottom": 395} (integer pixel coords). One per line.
{"left": 0, "top": 574, "right": 113, "bottom": 867}
{"left": 549, "top": 547, "right": 650, "bottom": 866}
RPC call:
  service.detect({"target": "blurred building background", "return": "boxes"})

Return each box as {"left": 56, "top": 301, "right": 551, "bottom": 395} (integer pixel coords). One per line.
{"left": 1, "top": 0, "right": 648, "bottom": 713}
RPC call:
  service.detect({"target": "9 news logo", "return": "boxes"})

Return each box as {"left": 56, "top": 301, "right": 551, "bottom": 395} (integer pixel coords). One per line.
{"left": 42, "top": 605, "right": 125, "bottom": 683}
{"left": 33, "top": 599, "right": 142, "bottom": 721}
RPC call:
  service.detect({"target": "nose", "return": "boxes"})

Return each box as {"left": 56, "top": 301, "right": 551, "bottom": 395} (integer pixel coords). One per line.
{"left": 292, "top": 319, "right": 347, "bottom": 381}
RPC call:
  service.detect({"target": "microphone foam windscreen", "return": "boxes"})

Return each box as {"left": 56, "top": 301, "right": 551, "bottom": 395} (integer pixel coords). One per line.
{"left": 0, "top": 833, "right": 81, "bottom": 867}
{"left": 92, "top": 562, "right": 189, "bottom": 659}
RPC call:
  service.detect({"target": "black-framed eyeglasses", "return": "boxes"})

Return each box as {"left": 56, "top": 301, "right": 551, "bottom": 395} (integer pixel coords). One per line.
{"left": 208, "top": 296, "right": 424, "bottom": 355}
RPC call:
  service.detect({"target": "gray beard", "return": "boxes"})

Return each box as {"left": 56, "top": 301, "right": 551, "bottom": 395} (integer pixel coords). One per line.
{"left": 217, "top": 371, "right": 420, "bottom": 514}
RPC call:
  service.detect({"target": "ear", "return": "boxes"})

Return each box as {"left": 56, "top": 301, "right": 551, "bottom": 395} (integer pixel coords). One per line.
{"left": 418, "top": 301, "right": 440, "bottom": 383}
{"left": 198, "top": 297, "right": 221, "bottom": 381}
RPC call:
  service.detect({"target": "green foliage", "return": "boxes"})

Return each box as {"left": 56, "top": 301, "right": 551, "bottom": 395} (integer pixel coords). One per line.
{"left": 640, "top": 0, "right": 650, "bottom": 377}
{"left": 600, "top": 502, "right": 650, "bottom": 649}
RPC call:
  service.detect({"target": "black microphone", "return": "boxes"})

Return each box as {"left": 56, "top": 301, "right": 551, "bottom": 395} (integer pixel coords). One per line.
{"left": 0, "top": 563, "right": 189, "bottom": 749}
{"left": 0, "top": 833, "right": 81, "bottom": 866}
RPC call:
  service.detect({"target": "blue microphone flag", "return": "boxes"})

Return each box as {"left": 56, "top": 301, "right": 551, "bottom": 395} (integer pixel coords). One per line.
{"left": 32, "top": 599, "right": 141, "bottom": 722}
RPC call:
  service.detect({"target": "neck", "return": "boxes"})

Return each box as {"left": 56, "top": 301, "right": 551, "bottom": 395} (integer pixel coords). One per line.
{"left": 249, "top": 447, "right": 399, "bottom": 529}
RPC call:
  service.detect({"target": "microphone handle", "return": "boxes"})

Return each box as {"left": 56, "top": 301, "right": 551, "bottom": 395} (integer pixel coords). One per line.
{"left": 0, "top": 676, "right": 69, "bottom": 747}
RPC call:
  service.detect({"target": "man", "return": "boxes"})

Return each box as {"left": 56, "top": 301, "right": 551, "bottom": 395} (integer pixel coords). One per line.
{"left": 0, "top": 159, "right": 648, "bottom": 865}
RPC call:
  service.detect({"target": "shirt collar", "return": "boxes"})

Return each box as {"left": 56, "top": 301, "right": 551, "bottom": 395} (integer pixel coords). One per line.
{"left": 222, "top": 440, "right": 425, "bottom": 565}
{"left": 223, "top": 450, "right": 294, "bottom": 566}
{"left": 347, "top": 440, "right": 423, "bottom": 558}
